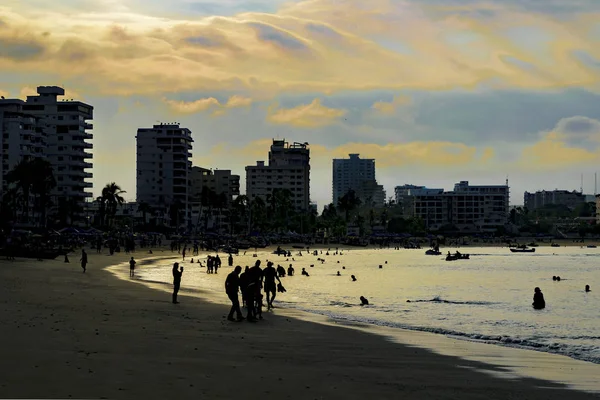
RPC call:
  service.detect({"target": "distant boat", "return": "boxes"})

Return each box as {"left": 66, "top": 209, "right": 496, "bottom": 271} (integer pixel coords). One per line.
{"left": 445, "top": 253, "right": 470, "bottom": 261}
{"left": 510, "top": 248, "right": 536, "bottom": 253}
{"left": 425, "top": 249, "right": 442, "bottom": 255}
{"left": 551, "top": 243, "right": 560, "bottom": 247}
{"left": 587, "top": 245, "right": 597, "bottom": 248}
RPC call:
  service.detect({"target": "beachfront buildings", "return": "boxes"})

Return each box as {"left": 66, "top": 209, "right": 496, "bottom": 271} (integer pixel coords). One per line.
{"left": 402, "top": 181, "right": 510, "bottom": 232}
{"left": 136, "top": 123, "right": 193, "bottom": 227}
{"left": 332, "top": 154, "right": 385, "bottom": 207}
{"left": 190, "top": 167, "right": 240, "bottom": 204}
{"left": 0, "top": 86, "right": 94, "bottom": 224}
{"left": 245, "top": 139, "right": 310, "bottom": 211}
{"left": 524, "top": 190, "right": 586, "bottom": 211}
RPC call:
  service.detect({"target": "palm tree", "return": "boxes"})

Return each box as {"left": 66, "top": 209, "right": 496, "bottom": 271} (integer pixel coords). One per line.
{"left": 337, "top": 189, "right": 361, "bottom": 224}
{"left": 5, "top": 159, "right": 35, "bottom": 223}
{"left": 29, "top": 158, "right": 56, "bottom": 227}
{"left": 249, "top": 196, "right": 267, "bottom": 232}
{"left": 101, "top": 182, "right": 126, "bottom": 228}
{"left": 231, "top": 195, "right": 250, "bottom": 234}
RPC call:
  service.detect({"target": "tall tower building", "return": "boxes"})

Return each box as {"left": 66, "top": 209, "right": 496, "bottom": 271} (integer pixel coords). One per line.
{"left": 245, "top": 139, "right": 310, "bottom": 211}
{"left": 332, "top": 153, "right": 384, "bottom": 207}
{"left": 1, "top": 87, "right": 94, "bottom": 223}
{"left": 136, "top": 123, "right": 193, "bottom": 227}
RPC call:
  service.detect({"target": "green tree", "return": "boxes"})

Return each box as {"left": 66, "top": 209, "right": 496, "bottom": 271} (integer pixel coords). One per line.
{"left": 337, "top": 189, "right": 362, "bottom": 224}
{"left": 137, "top": 201, "right": 153, "bottom": 226}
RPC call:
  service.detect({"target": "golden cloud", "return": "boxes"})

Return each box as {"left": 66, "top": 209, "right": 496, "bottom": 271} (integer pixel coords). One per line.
{"left": 163, "top": 95, "right": 253, "bottom": 115}
{"left": 267, "top": 99, "right": 346, "bottom": 127}
{"left": 371, "top": 95, "right": 411, "bottom": 115}
{"left": 0, "top": 0, "right": 598, "bottom": 96}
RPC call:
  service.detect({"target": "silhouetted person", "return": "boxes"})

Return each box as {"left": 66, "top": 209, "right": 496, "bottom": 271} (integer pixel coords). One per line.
{"left": 225, "top": 266, "right": 244, "bottom": 321}
{"left": 129, "top": 256, "right": 136, "bottom": 278}
{"left": 182, "top": 247, "right": 186, "bottom": 260}
{"left": 301, "top": 268, "right": 309, "bottom": 277}
{"left": 172, "top": 262, "right": 183, "bottom": 304}
{"left": 215, "top": 255, "right": 222, "bottom": 274}
{"left": 552, "top": 276, "right": 557, "bottom": 281}
{"left": 239, "top": 266, "right": 250, "bottom": 307}
{"left": 288, "top": 264, "right": 294, "bottom": 276}
{"left": 556, "top": 276, "right": 561, "bottom": 281}
{"left": 263, "top": 261, "right": 282, "bottom": 310}
{"left": 351, "top": 275, "right": 357, "bottom": 282}
{"left": 336, "top": 271, "right": 341, "bottom": 276}
{"left": 228, "top": 254, "right": 233, "bottom": 267}
{"left": 532, "top": 287, "right": 545, "bottom": 309}
{"left": 360, "top": 296, "right": 369, "bottom": 306}
{"left": 585, "top": 284, "right": 591, "bottom": 292}
{"left": 64, "top": 254, "right": 69, "bottom": 263}
{"left": 80, "top": 249, "right": 88, "bottom": 273}
{"left": 277, "top": 265, "right": 286, "bottom": 277}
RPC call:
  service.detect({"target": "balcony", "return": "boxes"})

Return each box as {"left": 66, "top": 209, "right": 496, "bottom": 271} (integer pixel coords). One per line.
{"left": 84, "top": 123, "right": 93, "bottom": 130}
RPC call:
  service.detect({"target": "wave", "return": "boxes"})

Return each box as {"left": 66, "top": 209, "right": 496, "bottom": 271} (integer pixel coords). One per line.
{"left": 285, "top": 304, "right": 600, "bottom": 365}
{"left": 406, "top": 296, "right": 496, "bottom": 305}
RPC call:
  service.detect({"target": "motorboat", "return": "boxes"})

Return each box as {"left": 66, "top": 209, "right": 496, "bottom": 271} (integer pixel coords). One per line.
{"left": 510, "top": 247, "right": 536, "bottom": 253}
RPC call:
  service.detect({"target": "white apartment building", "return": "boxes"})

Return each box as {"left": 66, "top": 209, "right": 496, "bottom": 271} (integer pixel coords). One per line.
{"left": 190, "top": 166, "right": 240, "bottom": 204}
{"left": 332, "top": 154, "right": 385, "bottom": 207}
{"left": 245, "top": 139, "right": 310, "bottom": 211}
{"left": 136, "top": 123, "right": 193, "bottom": 227}
{"left": 402, "top": 181, "right": 510, "bottom": 232}
{"left": 1, "top": 87, "right": 94, "bottom": 223}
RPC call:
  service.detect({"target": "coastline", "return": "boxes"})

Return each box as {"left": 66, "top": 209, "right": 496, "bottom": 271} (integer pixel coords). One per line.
{"left": 1, "top": 249, "right": 599, "bottom": 399}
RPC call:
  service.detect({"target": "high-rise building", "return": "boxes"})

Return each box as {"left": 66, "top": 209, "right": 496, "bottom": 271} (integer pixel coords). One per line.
{"left": 1, "top": 87, "right": 93, "bottom": 223}
{"left": 136, "top": 123, "right": 193, "bottom": 227}
{"left": 332, "top": 153, "right": 385, "bottom": 207}
{"left": 245, "top": 139, "right": 310, "bottom": 211}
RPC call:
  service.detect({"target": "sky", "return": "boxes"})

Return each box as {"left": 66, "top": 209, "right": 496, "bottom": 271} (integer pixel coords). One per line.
{"left": 1, "top": 0, "right": 600, "bottom": 208}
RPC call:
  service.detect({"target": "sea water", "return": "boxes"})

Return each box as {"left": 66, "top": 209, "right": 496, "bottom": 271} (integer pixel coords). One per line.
{"left": 136, "top": 246, "right": 600, "bottom": 364}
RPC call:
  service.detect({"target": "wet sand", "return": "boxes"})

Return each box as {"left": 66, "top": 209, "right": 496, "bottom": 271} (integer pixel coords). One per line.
{"left": 1, "top": 250, "right": 598, "bottom": 399}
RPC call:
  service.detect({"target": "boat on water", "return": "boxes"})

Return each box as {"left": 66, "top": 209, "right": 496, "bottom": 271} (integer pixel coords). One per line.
{"left": 445, "top": 253, "right": 470, "bottom": 261}
{"left": 587, "top": 245, "right": 597, "bottom": 248}
{"left": 425, "top": 249, "right": 442, "bottom": 255}
{"left": 551, "top": 243, "right": 560, "bottom": 247}
{"left": 510, "top": 247, "right": 536, "bottom": 253}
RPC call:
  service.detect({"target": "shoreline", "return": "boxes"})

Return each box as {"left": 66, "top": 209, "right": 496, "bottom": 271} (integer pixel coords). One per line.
{"left": 116, "top": 250, "right": 600, "bottom": 394}
{"left": 1, "top": 249, "right": 599, "bottom": 399}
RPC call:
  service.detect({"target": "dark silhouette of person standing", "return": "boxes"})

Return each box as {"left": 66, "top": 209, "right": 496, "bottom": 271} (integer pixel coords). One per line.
{"left": 263, "top": 261, "right": 282, "bottom": 310}
{"left": 80, "top": 249, "right": 88, "bottom": 273}
{"left": 129, "top": 256, "right": 136, "bottom": 278}
{"left": 228, "top": 254, "right": 233, "bottom": 267}
{"left": 225, "top": 266, "right": 244, "bottom": 321}
{"left": 532, "top": 287, "right": 545, "bottom": 309}
{"left": 172, "top": 262, "right": 184, "bottom": 304}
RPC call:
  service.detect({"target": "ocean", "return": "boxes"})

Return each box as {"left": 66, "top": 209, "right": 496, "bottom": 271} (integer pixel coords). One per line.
{"left": 135, "top": 246, "right": 600, "bottom": 365}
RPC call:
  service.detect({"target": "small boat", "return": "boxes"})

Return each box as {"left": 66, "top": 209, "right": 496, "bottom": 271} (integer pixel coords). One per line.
{"left": 273, "top": 248, "right": 288, "bottom": 255}
{"left": 587, "top": 245, "right": 597, "bottom": 249}
{"left": 510, "top": 248, "right": 536, "bottom": 253}
{"left": 551, "top": 243, "right": 560, "bottom": 247}
{"left": 445, "top": 253, "right": 470, "bottom": 261}
{"left": 425, "top": 249, "right": 442, "bottom": 255}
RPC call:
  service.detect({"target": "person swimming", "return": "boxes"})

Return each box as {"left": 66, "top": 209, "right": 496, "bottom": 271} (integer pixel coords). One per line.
{"left": 301, "top": 268, "right": 310, "bottom": 277}
{"left": 532, "top": 287, "right": 545, "bottom": 309}
{"left": 360, "top": 296, "right": 369, "bottom": 306}
{"left": 351, "top": 275, "right": 357, "bottom": 282}
{"left": 585, "top": 284, "right": 591, "bottom": 292}
{"left": 336, "top": 271, "right": 341, "bottom": 276}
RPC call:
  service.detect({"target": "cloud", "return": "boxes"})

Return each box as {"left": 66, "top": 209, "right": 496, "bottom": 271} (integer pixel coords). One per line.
{"left": 519, "top": 116, "right": 600, "bottom": 169}
{"left": 163, "top": 95, "right": 253, "bottom": 115}
{"left": 267, "top": 98, "right": 346, "bottom": 127}
{"left": 0, "top": 0, "right": 598, "bottom": 96}
{"left": 371, "top": 95, "right": 411, "bottom": 115}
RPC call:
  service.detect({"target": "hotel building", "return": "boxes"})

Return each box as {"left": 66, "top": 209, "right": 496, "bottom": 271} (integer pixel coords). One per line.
{"left": 332, "top": 153, "right": 385, "bottom": 207}
{"left": 136, "top": 123, "right": 193, "bottom": 227}
{"left": 524, "top": 190, "right": 585, "bottom": 211}
{"left": 245, "top": 139, "right": 310, "bottom": 211}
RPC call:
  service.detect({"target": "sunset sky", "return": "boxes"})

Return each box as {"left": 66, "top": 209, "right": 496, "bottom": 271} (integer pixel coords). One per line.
{"left": 1, "top": 0, "right": 599, "bottom": 208}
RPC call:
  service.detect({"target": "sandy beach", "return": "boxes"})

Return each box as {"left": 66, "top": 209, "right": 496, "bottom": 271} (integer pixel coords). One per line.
{"left": 1, "top": 249, "right": 599, "bottom": 399}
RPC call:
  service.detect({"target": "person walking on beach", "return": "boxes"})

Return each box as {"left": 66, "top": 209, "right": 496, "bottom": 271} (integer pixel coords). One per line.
{"left": 228, "top": 254, "right": 233, "bottom": 267}
{"left": 532, "top": 287, "right": 545, "bottom": 309}
{"left": 129, "top": 257, "right": 136, "bottom": 278}
{"left": 80, "top": 249, "right": 88, "bottom": 273}
{"left": 263, "top": 261, "right": 282, "bottom": 310}
{"left": 225, "top": 266, "right": 244, "bottom": 321}
{"left": 215, "top": 254, "right": 221, "bottom": 274}
{"left": 172, "top": 262, "right": 184, "bottom": 304}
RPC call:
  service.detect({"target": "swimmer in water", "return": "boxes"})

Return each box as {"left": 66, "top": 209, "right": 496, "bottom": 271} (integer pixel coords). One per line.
{"left": 360, "top": 296, "right": 369, "bottom": 306}
{"left": 532, "top": 287, "right": 545, "bottom": 309}
{"left": 585, "top": 284, "right": 591, "bottom": 292}
{"left": 351, "top": 275, "right": 357, "bottom": 282}
{"left": 336, "top": 271, "right": 341, "bottom": 276}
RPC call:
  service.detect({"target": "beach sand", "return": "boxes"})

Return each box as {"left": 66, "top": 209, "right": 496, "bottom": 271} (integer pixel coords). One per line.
{"left": 1, "top": 250, "right": 598, "bottom": 399}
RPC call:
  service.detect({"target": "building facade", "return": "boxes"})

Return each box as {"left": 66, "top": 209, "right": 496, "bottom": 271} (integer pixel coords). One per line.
{"left": 524, "top": 190, "right": 585, "bottom": 211}
{"left": 402, "top": 181, "right": 510, "bottom": 232}
{"left": 245, "top": 140, "right": 310, "bottom": 211}
{"left": 190, "top": 167, "right": 240, "bottom": 204}
{"left": 332, "top": 154, "right": 385, "bottom": 207}
{"left": 1, "top": 87, "right": 94, "bottom": 224}
{"left": 136, "top": 123, "right": 193, "bottom": 227}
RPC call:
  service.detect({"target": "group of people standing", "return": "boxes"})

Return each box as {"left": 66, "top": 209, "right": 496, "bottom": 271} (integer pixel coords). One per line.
{"left": 225, "top": 260, "right": 284, "bottom": 322}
